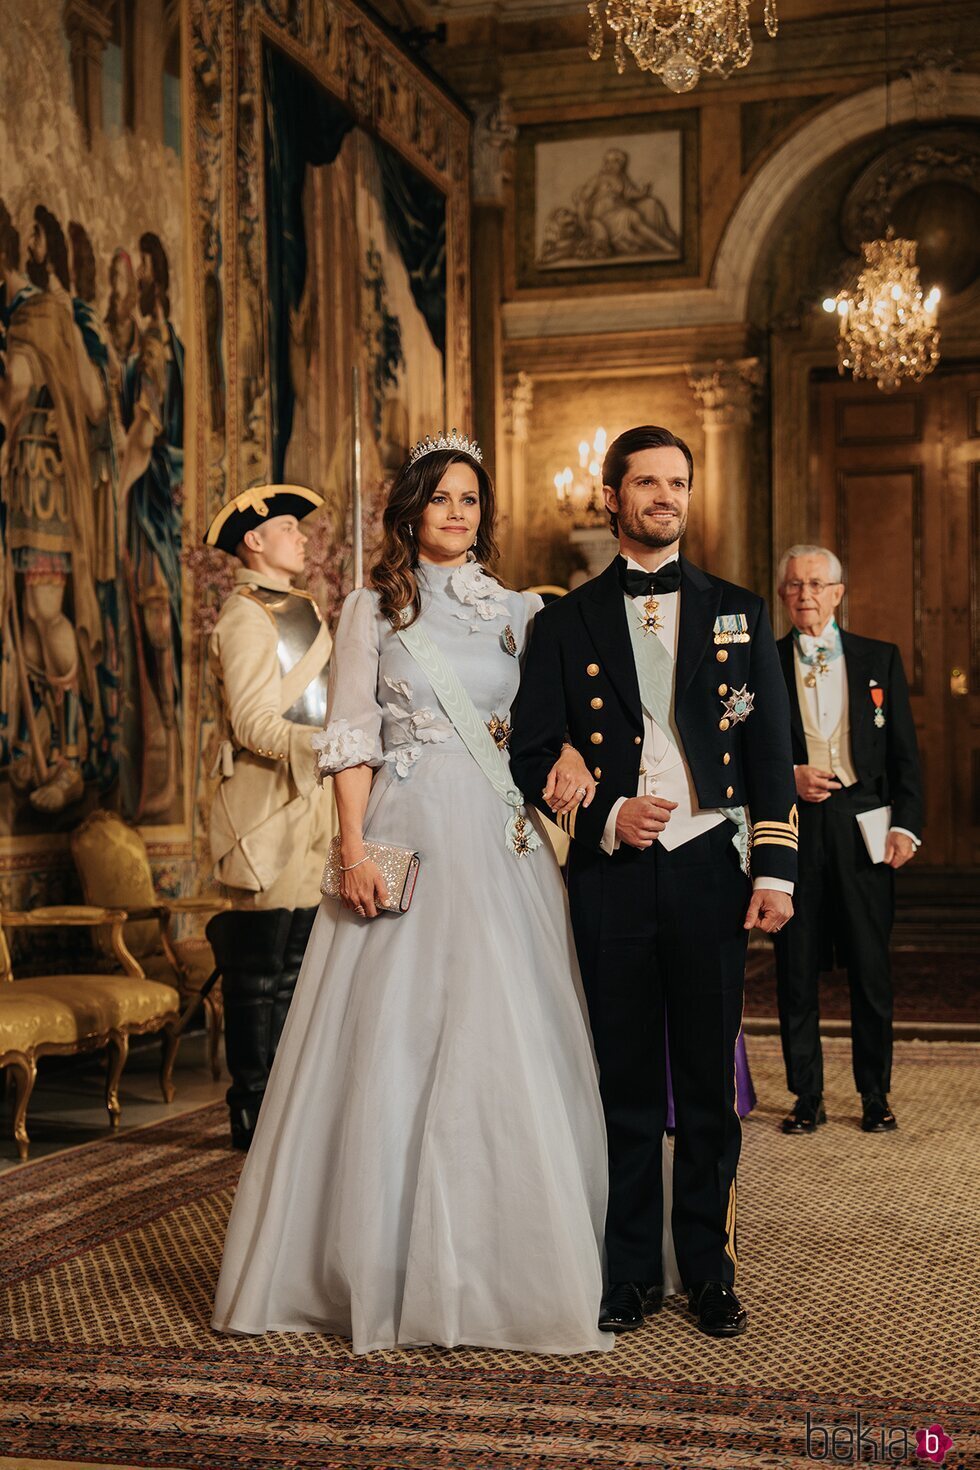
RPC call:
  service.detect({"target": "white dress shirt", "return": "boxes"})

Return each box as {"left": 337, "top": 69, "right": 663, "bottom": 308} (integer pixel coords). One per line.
{"left": 792, "top": 619, "right": 920, "bottom": 849}
{"left": 601, "top": 554, "right": 794, "bottom": 893}
{"left": 796, "top": 619, "right": 846, "bottom": 741}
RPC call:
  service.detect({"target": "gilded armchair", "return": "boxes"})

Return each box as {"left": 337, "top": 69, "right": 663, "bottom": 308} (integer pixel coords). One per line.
{"left": 0, "top": 905, "right": 181, "bottom": 1161}
{"left": 70, "top": 810, "right": 230, "bottom": 1080}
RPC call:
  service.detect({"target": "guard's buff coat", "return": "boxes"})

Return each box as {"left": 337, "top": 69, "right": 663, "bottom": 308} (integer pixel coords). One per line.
{"left": 208, "top": 568, "right": 335, "bottom": 909}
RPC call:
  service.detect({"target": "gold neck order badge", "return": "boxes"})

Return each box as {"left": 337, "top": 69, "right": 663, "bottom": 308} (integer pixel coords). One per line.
{"left": 640, "top": 596, "right": 665, "bottom": 635}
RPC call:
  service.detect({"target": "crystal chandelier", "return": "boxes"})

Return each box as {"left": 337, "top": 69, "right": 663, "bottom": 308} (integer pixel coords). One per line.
{"left": 587, "top": 0, "right": 778, "bottom": 93}
{"left": 823, "top": 230, "right": 941, "bottom": 394}
{"left": 554, "top": 427, "right": 608, "bottom": 528}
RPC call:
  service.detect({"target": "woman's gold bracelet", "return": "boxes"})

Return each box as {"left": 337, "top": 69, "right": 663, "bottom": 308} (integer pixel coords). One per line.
{"left": 339, "top": 855, "right": 369, "bottom": 872}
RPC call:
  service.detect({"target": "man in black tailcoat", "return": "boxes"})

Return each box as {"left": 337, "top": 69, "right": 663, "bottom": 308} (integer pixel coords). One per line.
{"left": 774, "top": 546, "right": 923, "bottom": 1137}
{"left": 511, "top": 426, "right": 798, "bottom": 1339}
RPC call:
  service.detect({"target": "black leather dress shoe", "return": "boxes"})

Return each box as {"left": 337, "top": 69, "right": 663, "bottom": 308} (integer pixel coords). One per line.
{"left": 688, "top": 1281, "right": 748, "bottom": 1338}
{"left": 230, "top": 1105, "right": 259, "bottom": 1151}
{"left": 861, "top": 1095, "right": 897, "bottom": 1132}
{"left": 598, "top": 1281, "right": 663, "bottom": 1331}
{"left": 781, "top": 1096, "right": 826, "bottom": 1134}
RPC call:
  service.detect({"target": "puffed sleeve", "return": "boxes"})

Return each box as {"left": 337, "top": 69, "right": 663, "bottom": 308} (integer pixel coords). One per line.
{"left": 312, "top": 588, "right": 385, "bottom": 781}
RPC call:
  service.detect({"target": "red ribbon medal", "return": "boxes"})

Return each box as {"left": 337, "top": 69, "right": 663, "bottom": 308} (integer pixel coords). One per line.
{"left": 871, "top": 686, "right": 885, "bottom": 726}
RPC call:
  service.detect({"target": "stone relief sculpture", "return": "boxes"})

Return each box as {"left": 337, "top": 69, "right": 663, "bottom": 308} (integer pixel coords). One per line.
{"left": 536, "top": 139, "right": 682, "bottom": 269}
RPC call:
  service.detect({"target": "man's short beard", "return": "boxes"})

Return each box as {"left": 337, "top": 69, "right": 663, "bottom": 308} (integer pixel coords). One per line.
{"left": 26, "top": 258, "right": 47, "bottom": 290}
{"left": 618, "top": 500, "right": 688, "bottom": 548}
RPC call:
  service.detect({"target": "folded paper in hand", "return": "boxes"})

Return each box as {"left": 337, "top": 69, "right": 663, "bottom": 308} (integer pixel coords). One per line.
{"left": 856, "top": 806, "right": 892, "bottom": 865}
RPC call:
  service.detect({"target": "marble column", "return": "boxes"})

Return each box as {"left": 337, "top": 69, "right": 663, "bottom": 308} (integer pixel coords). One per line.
{"left": 687, "top": 357, "right": 763, "bottom": 589}
{"left": 63, "top": 0, "right": 112, "bottom": 143}
{"left": 502, "top": 371, "right": 533, "bottom": 587}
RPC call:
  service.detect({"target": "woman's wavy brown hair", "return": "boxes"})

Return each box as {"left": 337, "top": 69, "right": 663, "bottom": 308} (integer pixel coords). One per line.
{"left": 370, "top": 448, "right": 501, "bottom": 627}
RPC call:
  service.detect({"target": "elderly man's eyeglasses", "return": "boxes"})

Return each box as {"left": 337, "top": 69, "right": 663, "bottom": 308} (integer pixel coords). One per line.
{"left": 783, "top": 579, "right": 840, "bottom": 596}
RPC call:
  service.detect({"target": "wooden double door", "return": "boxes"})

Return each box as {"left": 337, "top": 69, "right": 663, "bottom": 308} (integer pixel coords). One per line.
{"left": 811, "top": 366, "right": 980, "bottom": 869}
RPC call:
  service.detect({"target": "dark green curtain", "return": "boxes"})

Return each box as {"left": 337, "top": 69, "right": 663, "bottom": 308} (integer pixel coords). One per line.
{"left": 263, "top": 42, "right": 449, "bottom": 479}
{"left": 263, "top": 44, "right": 354, "bottom": 479}
{"left": 374, "top": 143, "right": 446, "bottom": 360}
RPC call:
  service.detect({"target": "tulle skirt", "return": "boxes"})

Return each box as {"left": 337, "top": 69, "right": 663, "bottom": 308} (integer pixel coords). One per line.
{"left": 212, "top": 751, "right": 626, "bottom": 1354}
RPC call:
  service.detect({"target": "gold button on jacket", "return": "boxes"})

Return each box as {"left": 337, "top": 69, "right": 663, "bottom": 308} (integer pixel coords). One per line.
{"left": 587, "top": 663, "right": 600, "bottom": 676}
{"left": 718, "top": 683, "right": 728, "bottom": 696}
{"left": 590, "top": 697, "right": 603, "bottom": 710}
{"left": 634, "top": 735, "right": 642, "bottom": 745}
{"left": 726, "top": 785, "right": 735, "bottom": 799}
{"left": 719, "top": 717, "right": 731, "bottom": 731}
{"left": 590, "top": 732, "right": 603, "bottom": 745}
{"left": 723, "top": 752, "right": 731, "bottom": 765}
{"left": 716, "top": 649, "right": 729, "bottom": 663}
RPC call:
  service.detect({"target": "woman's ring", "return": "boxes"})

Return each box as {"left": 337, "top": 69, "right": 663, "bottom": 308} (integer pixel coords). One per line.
{"left": 355, "top": 904, "right": 366, "bottom": 916}
{"left": 576, "top": 786, "right": 587, "bottom": 796}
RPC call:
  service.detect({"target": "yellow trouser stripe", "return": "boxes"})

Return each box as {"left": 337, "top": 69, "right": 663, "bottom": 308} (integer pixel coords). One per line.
{"left": 724, "top": 1180, "right": 738, "bottom": 1268}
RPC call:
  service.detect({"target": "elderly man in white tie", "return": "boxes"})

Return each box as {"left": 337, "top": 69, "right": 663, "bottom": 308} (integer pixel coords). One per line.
{"left": 774, "top": 546, "right": 923, "bottom": 1137}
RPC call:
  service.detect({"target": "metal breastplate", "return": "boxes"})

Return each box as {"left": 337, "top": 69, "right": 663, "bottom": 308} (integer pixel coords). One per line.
{"left": 249, "top": 586, "right": 330, "bottom": 726}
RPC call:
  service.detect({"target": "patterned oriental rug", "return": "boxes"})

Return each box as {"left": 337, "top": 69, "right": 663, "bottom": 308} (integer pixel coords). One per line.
{"left": 1, "top": 1037, "right": 978, "bottom": 1470}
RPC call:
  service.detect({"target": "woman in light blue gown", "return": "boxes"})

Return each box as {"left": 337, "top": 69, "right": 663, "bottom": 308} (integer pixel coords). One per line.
{"left": 212, "top": 436, "right": 680, "bottom": 1354}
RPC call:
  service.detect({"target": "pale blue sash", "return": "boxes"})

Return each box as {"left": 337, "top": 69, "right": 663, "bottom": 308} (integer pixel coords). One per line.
{"left": 626, "top": 599, "right": 750, "bottom": 875}
{"left": 397, "top": 622, "right": 542, "bottom": 857}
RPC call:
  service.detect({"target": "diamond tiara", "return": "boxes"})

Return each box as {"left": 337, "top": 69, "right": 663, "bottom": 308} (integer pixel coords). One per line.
{"left": 408, "top": 429, "right": 484, "bottom": 466}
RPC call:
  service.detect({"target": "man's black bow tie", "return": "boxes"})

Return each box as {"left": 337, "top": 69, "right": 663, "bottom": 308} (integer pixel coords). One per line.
{"left": 617, "top": 558, "right": 682, "bottom": 598}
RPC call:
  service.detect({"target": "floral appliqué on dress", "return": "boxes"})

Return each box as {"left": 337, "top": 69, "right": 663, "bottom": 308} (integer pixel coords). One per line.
{"left": 313, "top": 720, "right": 377, "bottom": 781}
{"left": 449, "top": 562, "right": 511, "bottom": 632}
{"left": 382, "top": 675, "right": 453, "bottom": 778}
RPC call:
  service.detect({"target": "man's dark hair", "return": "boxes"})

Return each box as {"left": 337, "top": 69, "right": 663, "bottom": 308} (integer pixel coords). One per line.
{"left": 601, "top": 424, "right": 695, "bottom": 536}
{"left": 34, "top": 204, "right": 70, "bottom": 291}
{"left": 0, "top": 198, "right": 19, "bottom": 270}
{"left": 68, "top": 221, "right": 97, "bottom": 303}
{"left": 139, "top": 231, "right": 170, "bottom": 316}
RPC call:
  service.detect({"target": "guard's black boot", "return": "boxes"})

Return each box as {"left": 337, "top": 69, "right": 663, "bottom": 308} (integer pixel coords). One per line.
{"left": 206, "top": 909, "right": 292, "bottom": 1149}
{"left": 269, "top": 906, "right": 317, "bottom": 1066}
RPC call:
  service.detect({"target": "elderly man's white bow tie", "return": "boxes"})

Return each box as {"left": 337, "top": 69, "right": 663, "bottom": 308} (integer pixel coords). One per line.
{"left": 798, "top": 633, "right": 830, "bottom": 659}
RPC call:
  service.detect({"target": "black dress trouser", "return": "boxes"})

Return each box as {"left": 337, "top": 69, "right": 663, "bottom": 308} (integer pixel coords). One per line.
{"left": 773, "top": 786, "right": 895, "bottom": 1100}
{"left": 568, "top": 821, "right": 750, "bottom": 1288}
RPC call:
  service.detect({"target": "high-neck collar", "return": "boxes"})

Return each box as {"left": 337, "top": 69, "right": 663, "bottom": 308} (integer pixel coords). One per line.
{"left": 234, "top": 566, "right": 294, "bottom": 594}
{"left": 417, "top": 558, "right": 472, "bottom": 580}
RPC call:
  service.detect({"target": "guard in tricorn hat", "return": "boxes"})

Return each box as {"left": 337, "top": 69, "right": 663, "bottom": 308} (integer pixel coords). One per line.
{"left": 203, "top": 484, "right": 336, "bottom": 1149}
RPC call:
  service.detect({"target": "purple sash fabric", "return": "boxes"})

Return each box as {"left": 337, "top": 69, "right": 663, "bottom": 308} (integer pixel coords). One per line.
{"left": 665, "top": 1028, "right": 756, "bottom": 1130}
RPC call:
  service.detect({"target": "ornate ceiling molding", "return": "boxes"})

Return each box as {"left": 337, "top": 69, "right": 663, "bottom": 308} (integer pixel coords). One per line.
{"left": 841, "top": 128, "right": 980, "bottom": 253}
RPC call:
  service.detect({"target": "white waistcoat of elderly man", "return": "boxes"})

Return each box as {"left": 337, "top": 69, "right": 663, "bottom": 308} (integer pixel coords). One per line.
{"left": 204, "top": 485, "right": 335, "bottom": 1149}
{"left": 774, "top": 545, "right": 923, "bottom": 1137}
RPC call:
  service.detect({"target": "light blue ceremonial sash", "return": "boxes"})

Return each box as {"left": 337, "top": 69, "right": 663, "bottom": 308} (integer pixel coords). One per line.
{"left": 626, "top": 599, "right": 750, "bottom": 875}
{"left": 397, "top": 622, "right": 542, "bottom": 857}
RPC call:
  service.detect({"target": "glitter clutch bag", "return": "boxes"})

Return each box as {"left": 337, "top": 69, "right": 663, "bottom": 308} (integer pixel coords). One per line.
{"left": 320, "top": 836, "right": 421, "bottom": 914}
